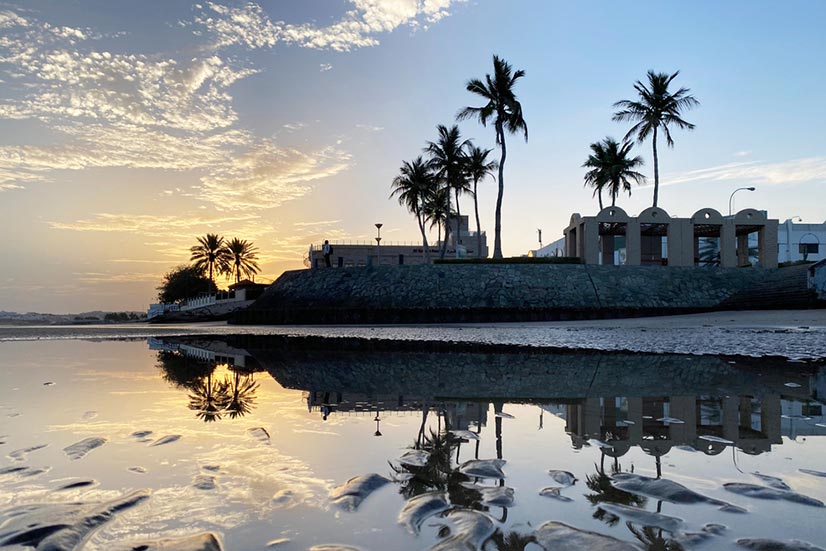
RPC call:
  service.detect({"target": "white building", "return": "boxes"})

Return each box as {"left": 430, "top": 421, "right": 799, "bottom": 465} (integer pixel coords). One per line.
{"left": 778, "top": 218, "right": 825, "bottom": 263}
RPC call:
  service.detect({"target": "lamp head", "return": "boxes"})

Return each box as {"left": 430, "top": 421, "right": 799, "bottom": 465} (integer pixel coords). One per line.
{"left": 746, "top": 187, "right": 756, "bottom": 191}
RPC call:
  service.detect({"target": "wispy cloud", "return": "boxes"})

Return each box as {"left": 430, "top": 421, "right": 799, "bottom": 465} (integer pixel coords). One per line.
{"left": 319, "top": 63, "right": 333, "bottom": 72}
{"left": 355, "top": 123, "right": 385, "bottom": 132}
{"left": 194, "top": 0, "right": 468, "bottom": 52}
{"left": 49, "top": 212, "right": 260, "bottom": 236}
{"left": 664, "top": 157, "right": 826, "bottom": 188}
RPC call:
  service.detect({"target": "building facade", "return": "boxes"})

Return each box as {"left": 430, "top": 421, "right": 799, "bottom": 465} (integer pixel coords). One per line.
{"left": 778, "top": 218, "right": 825, "bottom": 263}
{"left": 308, "top": 215, "right": 488, "bottom": 269}
{"left": 562, "top": 206, "right": 779, "bottom": 268}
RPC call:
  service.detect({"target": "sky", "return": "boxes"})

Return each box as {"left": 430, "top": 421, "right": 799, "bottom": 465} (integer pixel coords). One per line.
{"left": 1, "top": 0, "right": 825, "bottom": 313}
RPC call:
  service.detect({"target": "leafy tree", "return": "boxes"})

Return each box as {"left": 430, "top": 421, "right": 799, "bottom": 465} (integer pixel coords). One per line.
{"left": 390, "top": 156, "right": 438, "bottom": 260}
{"left": 190, "top": 233, "right": 230, "bottom": 283}
{"left": 464, "top": 143, "right": 498, "bottom": 257}
{"left": 423, "top": 185, "right": 452, "bottom": 249}
{"left": 582, "top": 137, "right": 646, "bottom": 209}
{"left": 613, "top": 70, "right": 699, "bottom": 207}
{"left": 458, "top": 55, "right": 528, "bottom": 259}
{"left": 425, "top": 125, "right": 470, "bottom": 258}
{"left": 223, "top": 237, "right": 260, "bottom": 283}
{"left": 157, "top": 265, "right": 217, "bottom": 304}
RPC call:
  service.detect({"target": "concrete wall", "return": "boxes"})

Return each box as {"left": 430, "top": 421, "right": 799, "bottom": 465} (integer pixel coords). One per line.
{"left": 235, "top": 263, "right": 782, "bottom": 324}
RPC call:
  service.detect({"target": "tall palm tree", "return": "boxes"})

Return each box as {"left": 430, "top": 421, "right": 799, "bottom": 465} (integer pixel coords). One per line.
{"left": 458, "top": 55, "right": 528, "bottom": 259}
{"left": 425, "top": 125, "right": 470, "bottom": 258}
{"left": 190, "top": 233, "right": 229, "bottom": 284}
{"left": 223, "top": 237, "right": 260, "bottom": 284}
{"left": 464, "top": 143, "right": 498, "bottom": 258}
{"left": 582, "top": 138, "right": 646, "bottom": 209}
{"left": 390, "top": 157, "right": 438, "bottom": 261}
{"left": 613, "top": 70, "right": 699, "bottom": 208}
{"left": 423, "top": 186, "right": 452, "bottom": 250}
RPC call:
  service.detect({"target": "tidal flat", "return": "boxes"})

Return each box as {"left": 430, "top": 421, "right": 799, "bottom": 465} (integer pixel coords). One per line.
{"left": 1, "top": 326, "right": 825, "bottom": 550}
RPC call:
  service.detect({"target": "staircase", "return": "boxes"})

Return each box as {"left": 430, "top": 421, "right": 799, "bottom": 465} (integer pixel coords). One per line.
{"left": 721, "top": 264, "right": 822, "bottom": 310}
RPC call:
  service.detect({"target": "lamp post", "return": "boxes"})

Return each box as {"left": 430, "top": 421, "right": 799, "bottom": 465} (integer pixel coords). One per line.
{"left": 728, "top": 187, "right": 756, "bottom": 216}
{"left": 375, "top": 223, "right": 382, "bottom": 267}
{"left": 791, "top": 216, "right": 803, "bottom": 223}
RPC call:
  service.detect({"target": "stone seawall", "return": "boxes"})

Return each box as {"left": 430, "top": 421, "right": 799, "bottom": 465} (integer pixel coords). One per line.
{"left": 233, "top": 264, "right": 787, "bottom": 325}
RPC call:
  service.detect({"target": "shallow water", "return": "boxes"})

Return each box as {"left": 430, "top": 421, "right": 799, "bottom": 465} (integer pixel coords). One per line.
{"left": 1, "top": 334, "right": 826, "bottom": 550}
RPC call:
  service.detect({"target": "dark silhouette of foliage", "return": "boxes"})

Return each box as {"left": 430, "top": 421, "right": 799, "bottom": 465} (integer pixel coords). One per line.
{"left": 390, "top": 156, "right": 439, "bottom": 260}
{"left": 458, "top": 55, "right": 528, "bottom": 259}
{"left": 582, "top": 137, "right": 645, "bottom": 209}
{"left": 157, "top": 265, "right": 217, "bottom": 304}
{"left": 190, "top": 233, "right": 230, "bottom": 283}
{"left": 425, "top": 125, "right": 470, "bottom": 259}
{"left": 613, "top": 70, "right": 699, "bottom": 207}
{"left": 224, "top": 237, "right": 260, "bottom": 283}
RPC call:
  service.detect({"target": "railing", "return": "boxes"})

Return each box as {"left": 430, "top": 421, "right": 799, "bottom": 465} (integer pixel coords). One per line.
{"left": 308, "top": 233, "right": 486, "bottom": 251}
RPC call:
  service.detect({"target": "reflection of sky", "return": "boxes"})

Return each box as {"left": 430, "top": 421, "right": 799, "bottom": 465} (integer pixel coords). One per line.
{"left": 0, "top": 340, "right": 824, "bottom": 550}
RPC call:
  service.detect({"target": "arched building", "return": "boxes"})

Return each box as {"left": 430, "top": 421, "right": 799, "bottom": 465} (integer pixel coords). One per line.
{"left": 564, "top": 207, "right": 778, "bottom": 268}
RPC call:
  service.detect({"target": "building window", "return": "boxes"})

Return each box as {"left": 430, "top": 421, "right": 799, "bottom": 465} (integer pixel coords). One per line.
{"left": 799, "top": 243, "right": 819, "bottom": 255}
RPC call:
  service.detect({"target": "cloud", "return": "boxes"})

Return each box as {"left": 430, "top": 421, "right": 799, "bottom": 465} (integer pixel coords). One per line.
{"left": 199, "top": 142, "right": 352, "bottom": 211}
{"left": 664, "top": 157, "right": 826, "bottom": 188}
{"left": 195, "top": 0, "right": 467, "bottom": 52}
{"left": 49, "top": 212, "right": 261, "bottom": 236}
{"left": 355, "top": 123, "right": 384, "bottom": 132}
{"left": 319, "top": 63, "right": 333, "bottom": 72}
{"left": 0, "top": 7, "right": 350, "bottom": 206}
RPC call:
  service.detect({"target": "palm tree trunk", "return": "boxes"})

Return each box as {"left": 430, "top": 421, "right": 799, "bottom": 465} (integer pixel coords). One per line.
{"left": 454, "top": 188, "right": 462, "bottom": 251}
{"left": 598, "top": 190, "right": 604, "bottom": 210}
{"left": 652, "top": 126, "right": 659, "bottom": 208}
{"left": 417, "top": 208, "right": 430, "bottom": 262}
{"left": 611, "top": 190, "right": 616, "bottom": 207}
{"left": 473, "top": 179, "right": 482, "bottom": 258}
{"left": 494, "top": 122, "right": 506, "bottom": 259}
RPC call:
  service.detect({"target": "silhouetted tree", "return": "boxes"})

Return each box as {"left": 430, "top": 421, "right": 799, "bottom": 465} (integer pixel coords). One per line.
{"left": 613, "top": 70, "right": 699, "bottom": 207}
{"left": 223, "top": 237, "right": 260, "bottom": 283}
{"left": 426, "top": 125, "right": 470, "bottom": 258}
{"left": 582, "top": 137, "right": 646, "bottom": 209}
{"left": 157, "top": 265, "right": 217, "bottom": 304}
{"left": 391, "top": 156, "right": 439, "bottom": 260}
{"left": 458, "top": 55, "right": 528, "bottom": 258}
{"left": 190, "top": 233, "right": 230, "bottom": 283}
{"left": 464, "top": 143, "right": 497, "bottom": 257}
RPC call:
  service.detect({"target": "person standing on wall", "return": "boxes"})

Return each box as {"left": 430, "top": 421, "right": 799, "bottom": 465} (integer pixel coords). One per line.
{"left": 322, "top": 240, "right": 333, "bottom": 267}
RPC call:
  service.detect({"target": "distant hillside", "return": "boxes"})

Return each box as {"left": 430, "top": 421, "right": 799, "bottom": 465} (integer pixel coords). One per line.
{"left": 0, "top": 310, "right": 145, "bottom": 325}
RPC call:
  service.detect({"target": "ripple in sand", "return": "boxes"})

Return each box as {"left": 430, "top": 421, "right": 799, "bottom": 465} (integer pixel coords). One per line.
{"left": 63, "top": 437, "right": 106, "bottom": 460}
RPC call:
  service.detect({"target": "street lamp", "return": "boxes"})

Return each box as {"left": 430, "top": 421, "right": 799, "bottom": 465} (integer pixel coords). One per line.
{"left": 375, "top": 223, "right": 383, "bottom": 266}
{"left": 791, "top": 216, "right": 803, "bottom": 223}
{"left": 728, "top": 187, "right": 756, "bottom": 216}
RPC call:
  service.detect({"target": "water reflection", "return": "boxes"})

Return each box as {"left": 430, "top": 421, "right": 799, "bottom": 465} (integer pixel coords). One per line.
{"left": 144, "top": 335, "right": 826, "bottom": 550}
{"left": 153, "top": 338, "right": 260, "bottom": 422}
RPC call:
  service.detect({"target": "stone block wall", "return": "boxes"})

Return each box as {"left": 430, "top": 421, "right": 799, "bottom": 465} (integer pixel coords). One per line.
{"left": 234, "top": 264, "right": 773, "bottom": 324}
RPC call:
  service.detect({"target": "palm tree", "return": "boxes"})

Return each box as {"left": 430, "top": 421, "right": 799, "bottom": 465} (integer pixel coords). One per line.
{"left": 425, "top": 125, "right": 470, "bottom": 258}
{"left": 224, "top": 371, "right": 259, "bottom": 419}
{"left": 582, "top": 138, "right": 646, "bottom": 209}
{"left": 390, "top": 157, "right": 438, "bottom": 261}
{"left": 190, "top": 233, "right": 230, "bottom": 284}
{"left": 458, "top": 55, "right": 528, "bottom": 259}
{"left": 464, "top": 143, "right": 498, "bottom": 258}
{"left": 613, "top": 70, "right": 699, "bottom": 208}
{"left": 223, "top": 237, "right": 260, "bottom": 284}
{"left": 423, "top": 186, "right": 452, "bottom": 249}
{"left": 187, "top": 372, "right": 231, "bottom": 423}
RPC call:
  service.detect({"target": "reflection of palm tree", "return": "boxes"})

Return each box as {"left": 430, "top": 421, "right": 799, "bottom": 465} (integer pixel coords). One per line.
{"left": 188, "top": 373, "right": 231, "bottom": 422}
{"left": 489, "top": 529, "right": 535, "bottom": 551}
{"left": 390, "top": 429, "right": 484, "bottom": 511}
{"left": 156, "top": 351, "right": 213, "bottom": 389}
{"left": 585, "top": 458, "right": 646, "bottom": 525}
{"left": 627, "top": 524, "right": 685, "bottom": 551}
{"left": 224, "top": 371, "right": 259, "bottom": 419}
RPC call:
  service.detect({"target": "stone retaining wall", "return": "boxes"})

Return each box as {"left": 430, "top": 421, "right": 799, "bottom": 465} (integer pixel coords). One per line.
{"left": 234, "top": 264, "right": 775, "bottom": 324}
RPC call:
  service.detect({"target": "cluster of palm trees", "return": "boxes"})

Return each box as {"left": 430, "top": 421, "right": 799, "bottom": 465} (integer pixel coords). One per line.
{"left": 391, "top": 55, "right": 528, "bottom": 260}
{"left": 584, "top": 70, "right": 699, "bottom": 210}
{"left": 189, "top": 233, "right": 260, "bottom": 284}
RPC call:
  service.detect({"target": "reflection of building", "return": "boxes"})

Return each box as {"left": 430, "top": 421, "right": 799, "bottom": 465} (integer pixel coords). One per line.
{"left": 563, "top": 207, "right": 778, "bottom": 268}
{"left": 307, "top": 215, "right": 488, "bottom": 269}
{"left": 148, "top": 337, "right": 261, "bottom": 371}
